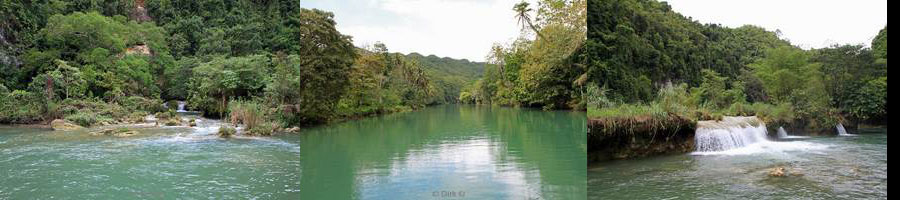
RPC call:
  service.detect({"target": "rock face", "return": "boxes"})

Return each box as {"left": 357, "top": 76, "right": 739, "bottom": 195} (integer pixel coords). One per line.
{"left": 51, "top": 119, "right": 84, "bottom": 131}
{"left": 588, "top": 114, "right": 696, "bottom": 162}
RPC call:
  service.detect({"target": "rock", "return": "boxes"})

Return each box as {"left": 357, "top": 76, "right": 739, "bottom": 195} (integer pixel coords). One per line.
{"left": 768, "top": 167, "right": 787, "bottom": 177}
{"left": 90, "top": 128, "right": 139, "bottom": 137}
{"left": 114, "top": 130, "right": 139, "bottom": 137}
{"left": 51, "top": 119, "right": 84, "bottom": 131}
{"left": 164, "top": 119, "right": 181, "bottom": 126}
{"left": 285, "top": 127, "right": 301, "bottom": 132}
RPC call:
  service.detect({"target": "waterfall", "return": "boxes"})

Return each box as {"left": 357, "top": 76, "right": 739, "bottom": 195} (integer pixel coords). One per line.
{"left": 777, "top": 127, "right": 788, "bottom": 138}
{"left": 693, "top": 116, "right": 826, "bottom": 155}
{"left": 694, "top": 116, "right": 769, "bottom": 152}
{"left": 836, "top": 123, "right": 855, "bottom": 136}
{"left": 177, "top": 101, "right": 187, "bottom": 112}
{"left": 777, "top": 126, "right": 809, "bottom": 139}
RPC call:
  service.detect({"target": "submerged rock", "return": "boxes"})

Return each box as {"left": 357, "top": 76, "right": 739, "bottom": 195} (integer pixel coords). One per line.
{"left": 51, "top": 119, "right": 84, "bottom": 131}
{"left": 768, "top": 167, "right": 787, "bottom": 177}
{"left": 90, "top": 128, "right": 139, "bottom": 137}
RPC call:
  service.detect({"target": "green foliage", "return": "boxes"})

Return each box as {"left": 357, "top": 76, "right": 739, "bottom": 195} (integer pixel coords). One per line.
{"left": 0, "top": 90, "right": 46, "bottom": 123}
{"left": 64, "top": 112, "right": 99, "bottom": 127}
{"left": 188, "top": 55, "right": 270, "bottom": 116}
{"left": 463, "top": 0, "right": 586, "bottom": 109}
{"left": 265, "top": 8, "right": 357, "bottom": 125}
{"left": 872, "top": 25, "right": 888, "bottom": 61}
{"left": 338, "top": 46, "right": 440, "bottom": 117}
{"left": 228, "top": 99, "right": 276, "bottom": 135}
{"left": 584, "top": 0, "right": 789, "bottom": 102}
{"left": 845, "top": 77, "right": 887, "bottom": 121}
{"left": 218, "top": 125, "right": 236, "bottom": 138}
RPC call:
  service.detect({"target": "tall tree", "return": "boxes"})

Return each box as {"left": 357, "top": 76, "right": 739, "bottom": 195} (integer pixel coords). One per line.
{"left": 514, "top": 1, "right": 545, "bottom": 40}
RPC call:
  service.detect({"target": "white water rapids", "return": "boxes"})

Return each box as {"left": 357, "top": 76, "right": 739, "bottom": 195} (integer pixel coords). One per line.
{"left": 693, "top": 116, "right": 824, "bottom": 155}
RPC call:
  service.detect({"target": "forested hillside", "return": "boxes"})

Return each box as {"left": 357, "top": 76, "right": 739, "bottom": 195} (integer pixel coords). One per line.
{"left": 460, "top": 0, "right": 587, "bottom": 110}
{"left": 584, "top": 0, "right": 887, "bottom": 130}
{"left": 0, "top": 1, "right": 482, "bottom": 132}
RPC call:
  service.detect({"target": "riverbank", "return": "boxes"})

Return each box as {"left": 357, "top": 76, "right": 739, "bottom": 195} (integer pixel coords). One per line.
{"left": 587, "top": 114, "right": 695, "bottom": 162}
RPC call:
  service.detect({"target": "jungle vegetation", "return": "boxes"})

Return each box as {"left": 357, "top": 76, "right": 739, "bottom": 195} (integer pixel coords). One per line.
{"left": 1, "top": 0, "right": 483, "bottom": 133}
{"left": 583, "top": 0, "right": 887, "bottom": 131}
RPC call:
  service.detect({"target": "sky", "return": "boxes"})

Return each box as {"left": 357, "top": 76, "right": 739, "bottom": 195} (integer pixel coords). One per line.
{"left": 301, "top": 0, "right": 532, "bottom": 62}
{"left": 664, "top": 0, "right": 887, "bottom": 49}
{"left": 301, "top": 0, "right": 887, "bottom": 62}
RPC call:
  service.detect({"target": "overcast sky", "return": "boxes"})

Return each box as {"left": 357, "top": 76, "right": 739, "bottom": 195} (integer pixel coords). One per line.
{"left": 301, "top": 0, "right": 531, "bottom": 62}
{"left": 301, "top": 0, "right": 887, "bottom": 62}
{"left": 664, "top": 0, "right": 887, "bottom": 49}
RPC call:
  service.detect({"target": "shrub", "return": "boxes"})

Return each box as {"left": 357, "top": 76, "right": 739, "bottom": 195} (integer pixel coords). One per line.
{"left": 119, "top": 96, "right": 165, "bottom": 113}
{"left": 65, "top": 112, "right": 99, "bottom": 127}
{"left": 248, "top": 122, "right": 279, "bottom": 136}
{"left": 218, "top": 125, "right": 236, "bottom": 138}
{"left": 228, "top": 100, "right": 269, "bottom": 131}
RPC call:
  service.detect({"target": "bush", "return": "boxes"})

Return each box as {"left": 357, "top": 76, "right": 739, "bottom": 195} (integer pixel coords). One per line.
{"left": 248, "top": 122, "right": 279, "bottom": 136}
{"left": 228, "top": 100, "right": 271, "bottom": 131}
{"left": 119, "top": 96, "right": 165, "bottom": 113}
{"left": 218, "top": 125, "right": 236, "bottom": 138}
{"left": 65, "top": 112, "right": 99, "bottom": 127}
{"left": 0, "top": 90, "right": 46, "bottom": 123}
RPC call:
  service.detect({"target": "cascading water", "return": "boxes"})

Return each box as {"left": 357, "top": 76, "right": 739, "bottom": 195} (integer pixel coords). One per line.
{"left": 693, "top": 116, "right": 825, "bottom": 155}
{"left": 777, "top": 126, "right": 788, "bottom": 138}
{"left": 176, "top": 101, "right": 187, "bottom": 112}
{"left": 836, "top": 123, "right": 855, "bottom": 136}
{"left": 777, "top": 126, "right": 809, "bottom": 139}
{"left": 694, "top": 116, "right": 769, "bottom": 152}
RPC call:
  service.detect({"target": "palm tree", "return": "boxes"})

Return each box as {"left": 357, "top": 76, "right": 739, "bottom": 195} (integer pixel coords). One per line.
{"left": 514, "top": 1, "right": 545, "bottom": 40}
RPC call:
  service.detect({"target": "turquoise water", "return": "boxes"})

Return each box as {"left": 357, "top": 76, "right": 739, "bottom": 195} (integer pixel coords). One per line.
{"left": 0, "top": 118, "right": 301, "bottom": 199}
{"left": 589, "top": 129, "right": 888, "bottom": 199}
{"left": 298, "top": 105, "right": 587, "bottom": 199}
{"left": 2, "top": 105, "right": 587, "bottom": 199}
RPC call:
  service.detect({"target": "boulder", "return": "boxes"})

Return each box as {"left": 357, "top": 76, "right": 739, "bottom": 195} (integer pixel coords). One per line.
{"left": 768, "top": 167, "right": 787, "bottom": 177}
{"left": 285, "top": 127, "right": 301, "bottom": 132}
{"left": 51, "top": 119, "right": 84, "bottom": 131}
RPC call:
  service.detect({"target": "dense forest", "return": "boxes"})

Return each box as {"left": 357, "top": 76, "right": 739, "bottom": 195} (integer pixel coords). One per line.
{"left": 0, "top": 0, "right": 482, "bottom": 133}
{"left": 459, "top": 0, "right": 587, "bottom": 110}
{"left": 584, "top": 0, "right": 887, "bottom": 131}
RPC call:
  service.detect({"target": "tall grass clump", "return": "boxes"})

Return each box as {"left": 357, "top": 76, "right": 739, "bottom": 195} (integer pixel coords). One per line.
{"left": 228, "top": 99, "right": 280, "bottom": 136}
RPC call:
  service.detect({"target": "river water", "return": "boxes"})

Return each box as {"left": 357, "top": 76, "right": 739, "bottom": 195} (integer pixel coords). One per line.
{"left": 0, "top": 116, "right": 301, "bottom": 199}
{"left": 2, "top": 105, "right": 586, "bottom": 199}
{"left": 588, "top": 128, "right": 887, "bottom": 199}
{"left": 297, "top": 105, "right": 586, "bottom": 199}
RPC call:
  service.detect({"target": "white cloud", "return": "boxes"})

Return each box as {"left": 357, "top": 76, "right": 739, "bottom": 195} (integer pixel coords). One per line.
{"left": 664, "top": 0, "right": 887, "bottom": 49}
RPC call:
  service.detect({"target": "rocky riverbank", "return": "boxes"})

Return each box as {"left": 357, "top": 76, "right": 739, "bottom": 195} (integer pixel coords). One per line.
{"left": 588, "top": 114, "right": 696, "bottom": 162}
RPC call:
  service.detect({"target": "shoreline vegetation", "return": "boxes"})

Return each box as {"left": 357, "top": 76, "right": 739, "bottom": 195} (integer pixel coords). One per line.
{"left": 585, "top": 0, "right": 887, "bottom": 162}
{"left": 1, "top": 1, "right": 484, "bottom": 134}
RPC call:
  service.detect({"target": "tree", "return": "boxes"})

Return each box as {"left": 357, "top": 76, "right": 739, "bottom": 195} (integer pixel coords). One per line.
{"left": 514, "top": 1, "right": 545, "bottom": 40}
{"left": 282, "top": 8, "right": 356, "bottom": 124}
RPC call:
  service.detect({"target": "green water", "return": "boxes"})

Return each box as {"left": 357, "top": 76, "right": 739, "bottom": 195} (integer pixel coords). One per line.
{"left": 1, "top": 105, "right": 586, "bottom": 199}
{"left": 589, "top": 129, "right": 888, "bottom": 199}
{"left": 0, "top": 118, "right": 301, "bottom": 199}
{"left": 297, "top": 105, "right": 586, "bottom": 199}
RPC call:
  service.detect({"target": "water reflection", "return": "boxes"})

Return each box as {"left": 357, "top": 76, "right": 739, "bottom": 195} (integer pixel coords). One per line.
{"left": 297, "top": 105, "right": 586, "bottom": 199}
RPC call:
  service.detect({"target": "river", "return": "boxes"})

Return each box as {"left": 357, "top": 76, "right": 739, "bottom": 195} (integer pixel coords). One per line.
{"left": 1, "top": 105, "right": 586, "bottom": 199}
{"left": 588, "top": 128, "right": 887, "bottom": 199}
